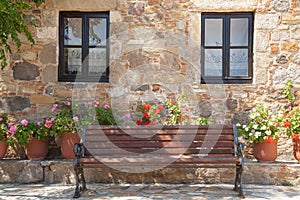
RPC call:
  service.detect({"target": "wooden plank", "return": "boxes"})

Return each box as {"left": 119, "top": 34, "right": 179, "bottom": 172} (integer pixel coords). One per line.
{"left": 84, "top": 148, "right": 235, "bottom": 155}
{"left": 84, "top": 135, "right": 234, "bottom": 142}
{"left": 84, "top": 141, "right": 234, "bottom": 149}
{"left": 77, "top": 156, "right": 239, "bottom": 165}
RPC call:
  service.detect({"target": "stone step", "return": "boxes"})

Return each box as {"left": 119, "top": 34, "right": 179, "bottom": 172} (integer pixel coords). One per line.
{"left": 1, "top": 159, "right": 300, "bottom": 186}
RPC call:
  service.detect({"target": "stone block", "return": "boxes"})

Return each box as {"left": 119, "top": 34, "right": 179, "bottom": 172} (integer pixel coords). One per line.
{"left": 30, "top": 94, "right": 55, "bottom": 104}
{"left": 110, "top": 11, "right": 122, "bottom": 23}
{"left": 13, "top": 62, "right": 39, "bottom": 80}
{"left": 40, "top": 43, "right": 57, "bottom": 65}
{"left": 0, "top": 96, "right": 30, "bottom": 112}
{"left": 282, "top": 42, "right": 299, "bottom": 52}
{"left": 128, "top": 2, "right": 145, "bottom": 16}
{"left": 0, "top": 82, "right": 17, "bottom": 93}
{"left": 36, "top": 27, "right": 56, "bottom": 40}
{"left": 270, "top": 0, "right": 290, "bottom": 12}
{"left": 53, "top": 0, "right": 117, "bottom": 10}
{"left": 42, "top": 65, "right": 57, "bottom": 83}
{"left": 255, "top": 14, "right": 279, "bottom": 30}
{"left": 0, "top": 160, "right": 43, "bottom": 183}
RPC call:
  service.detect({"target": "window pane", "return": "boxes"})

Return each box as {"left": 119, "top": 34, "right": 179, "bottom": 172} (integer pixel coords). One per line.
{"left": 205, "top": 19, "right": 223, "bottom": 46}
{"left": 204, "top": 49, "right": 222, "bottom": 77}
{"left": 230, "top": 49, "right": 248, "bottom": 76}
{"left": 89, "top": 18, "right": 107, "bottom": 46}
{"left": 64, "top": 18, "right": 82, "bottom": 45}
{"left": 88, "top": 48, "right": 107, "bottom": 75}
{"left": 64, "top": 48, "right": 82, "bottom": 74}
{"left": 230, "top": 18, "right": 248, "bottom": 46}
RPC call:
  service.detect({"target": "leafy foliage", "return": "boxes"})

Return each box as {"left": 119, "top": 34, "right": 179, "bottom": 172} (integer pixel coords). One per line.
{"left": 0, "top": 0, "right": 45, "bottom": 69}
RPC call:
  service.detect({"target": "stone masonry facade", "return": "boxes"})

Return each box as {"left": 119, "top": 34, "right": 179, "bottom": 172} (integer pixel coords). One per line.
{"left": 1, "top": 0, "right": 300, "bottom": 160}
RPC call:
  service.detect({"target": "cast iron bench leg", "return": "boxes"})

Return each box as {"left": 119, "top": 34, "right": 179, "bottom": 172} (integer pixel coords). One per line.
{"left": 233, "top": 164, "right": 245, "bottom": 198}
{"left": 73, "top": 166, "right": 87, "bottom": 198}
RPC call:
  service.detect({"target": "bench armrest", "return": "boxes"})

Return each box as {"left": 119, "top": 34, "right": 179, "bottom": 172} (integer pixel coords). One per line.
{"left": 237, "top": 142, "right": 244, "bottom": 164}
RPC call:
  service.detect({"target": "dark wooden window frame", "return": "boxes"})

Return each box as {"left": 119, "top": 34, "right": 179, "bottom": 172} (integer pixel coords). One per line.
{"left": 201, "top": 12, "right": 253, "bottom": 84}
{"left": 58, "top": 11, "right": 110, "bottom": 82}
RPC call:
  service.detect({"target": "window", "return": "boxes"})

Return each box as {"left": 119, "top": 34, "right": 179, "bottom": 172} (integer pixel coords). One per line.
{"left": 201, "top": 13, "right": 253, "bottom": 84}
{"left": 59, "top": 12, "right": 110, "bottom": 82}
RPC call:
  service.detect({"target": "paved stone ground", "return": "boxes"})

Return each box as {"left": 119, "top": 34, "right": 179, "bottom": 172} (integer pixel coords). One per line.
{"left": 0, "top": 183, "right": 300, "bottom": 200}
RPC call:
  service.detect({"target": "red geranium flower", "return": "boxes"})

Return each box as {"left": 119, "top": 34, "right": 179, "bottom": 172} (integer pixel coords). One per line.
{"left": 292, "top": 134, "right": 299, "bottom": 140}
{"left": 144, "top": 112, "right": 149, "bottom": 120}
{"left": 143, "top": 104, "right": 150, "bottom": 110}
{"left": 284, "top": 121, "right": 291, "bottom": 127}
{"left": 158, "top": 104, "right": 164, "bottom": 111}
{"left": 136, "top": 120, "right": 142, "bottom": 125}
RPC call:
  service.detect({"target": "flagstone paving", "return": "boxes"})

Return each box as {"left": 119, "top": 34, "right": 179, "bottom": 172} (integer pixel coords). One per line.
{"left": 0, "top": 183, "right": 300, "bottom": 200}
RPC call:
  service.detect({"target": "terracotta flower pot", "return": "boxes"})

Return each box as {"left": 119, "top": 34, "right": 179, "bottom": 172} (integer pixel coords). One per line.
{"left": 25, "top": 138, "right": 48, "bottom": 160}
{"left": 292, "top": 135, "right": 300, "bottom": 162}
{"left": 0, "top": 140, "right": 7, "bottom": 159}
{"left": 253, "top": 139, "right": 277, "bottom": 162}
{"left": 61, "top": 132, "right": 80, "bottom": 159}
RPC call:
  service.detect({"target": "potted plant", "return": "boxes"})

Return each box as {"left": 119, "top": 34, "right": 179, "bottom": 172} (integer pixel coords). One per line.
{"left": 10, "top": 119, "right": 49, "bottom": 160}
{"left": 0, "top": 114, "right": 10, "bottom": 159}
{"left": 282, "top": 106, "right": 300, "bottom": 162}
{"left": 281, "top": 79, "right": 300, "bottom": 162}
{"left": 49, "top": 101, "right": 97, "bottom": 159}
{"left": 237, "top": 104, "right": 280, "bottom": 162}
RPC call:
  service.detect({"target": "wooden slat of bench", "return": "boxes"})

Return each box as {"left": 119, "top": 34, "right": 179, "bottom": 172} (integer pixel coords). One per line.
{"left": 84, "top": 148, "right": 235, "bottom": 155}
{"left": 84, "top": 141, "right": 234, "bottom": 149}
{"left": 77, "top": 156, "right": 239, "bottom": 165}
{"left": 85, "top": 135, "right": 235, "bottom": 142}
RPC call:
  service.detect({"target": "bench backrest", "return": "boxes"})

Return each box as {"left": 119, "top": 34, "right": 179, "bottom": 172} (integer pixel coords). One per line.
{"left": 80, "top": 124, "right": 239, "bottom": 165}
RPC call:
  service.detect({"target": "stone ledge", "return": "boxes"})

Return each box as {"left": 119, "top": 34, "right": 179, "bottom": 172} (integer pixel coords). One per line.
{"left": 0, "top": 159, "right": 299, "bottom": 185}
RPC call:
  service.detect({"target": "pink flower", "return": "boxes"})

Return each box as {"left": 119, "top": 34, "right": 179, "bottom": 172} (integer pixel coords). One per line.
{"left": 51, "top": 117, "right": 55, "bottom": 121}
{"left": 45, "top": 119, "right": 53, "bottom": 129}
{"left": 104, "top": 104, "right": 110, "bottom": 109}
{"left": 52, "top": 104, "right": 58, "bottom": 112}
{"left": 124, "top": 113, "right": 131, "bottom": 119}
{"left": 0, "top": 117, "right": 3, "bottom": 122}
{"left": 7, "top": 125, "right": 17, "bottom": 138}
{"left": 94, "top": 101, "right": 100, "bottom": 107}
{"left": 9, "top": 125, "right": 17, "bottom": 133}
{"left": 67, "top": 101, "right": 71, "bottom": 106}
{"left": 37, "top": 121, "right": 41, "bottom": 126}
{"left": 21, "top": 119, "right": 28, "bottom": 126}
{"left": 73, "top": 116, "right": 79, "bottom": 122}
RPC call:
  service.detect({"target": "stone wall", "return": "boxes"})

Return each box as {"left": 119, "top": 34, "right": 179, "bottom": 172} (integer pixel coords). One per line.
{"left": 1, "top": 160, "right": 300, "bottom": 186}
{"left": 1, "top": 0, "right": 300, "bottom": 160}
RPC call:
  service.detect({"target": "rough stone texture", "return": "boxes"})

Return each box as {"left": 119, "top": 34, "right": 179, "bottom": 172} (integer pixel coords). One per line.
{"left": 13, "top": 62, "right": 39, "bottom": 80}
{"left": 1, "top": 160, "right": 300, "bottom": 186}
{"left": 0, "top": 96, "right": 30, "bottom": 112}
{"left": 1, "top": 0, "right": 300, "bottom": 162}
{"left": 42, "top": 65, "right": 57, "bottom": 83}
{"left": 128, "top": 2, "right": 145, "bottom": 16}
{"left": 0, "top": 160, "right": 43, "bottom": 183}
{"left": 269, "top": 0, "right": 290, "bottom": 12}
{"left": 40, "top": 43, "right": 57, "bottom": 64}
{"left": 198, "top": 100, "right": 212, "bottom": 118}
{"left": 30, "top": 95, "right": 55, "bottom": 104}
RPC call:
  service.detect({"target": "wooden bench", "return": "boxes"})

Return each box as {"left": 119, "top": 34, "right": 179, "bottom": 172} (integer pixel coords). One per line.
{"left": 73, "top": 124, "right": 245, "bottom": 198}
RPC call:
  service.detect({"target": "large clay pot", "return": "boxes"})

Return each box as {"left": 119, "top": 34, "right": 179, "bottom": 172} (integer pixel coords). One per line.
{"left": 25, "top": 138, "right": 48, "bottom": 160}
{"left": 61, "top": 132, "right": 80, "bottom": 159}
{"left": 292, "top": 135, "right": 300, "bottom": 162}
{"left": 253, "top": 139, "right": 277, "bottom": 162}
{"left": 0, "top": 140, "right": 7, "bottom": 159}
